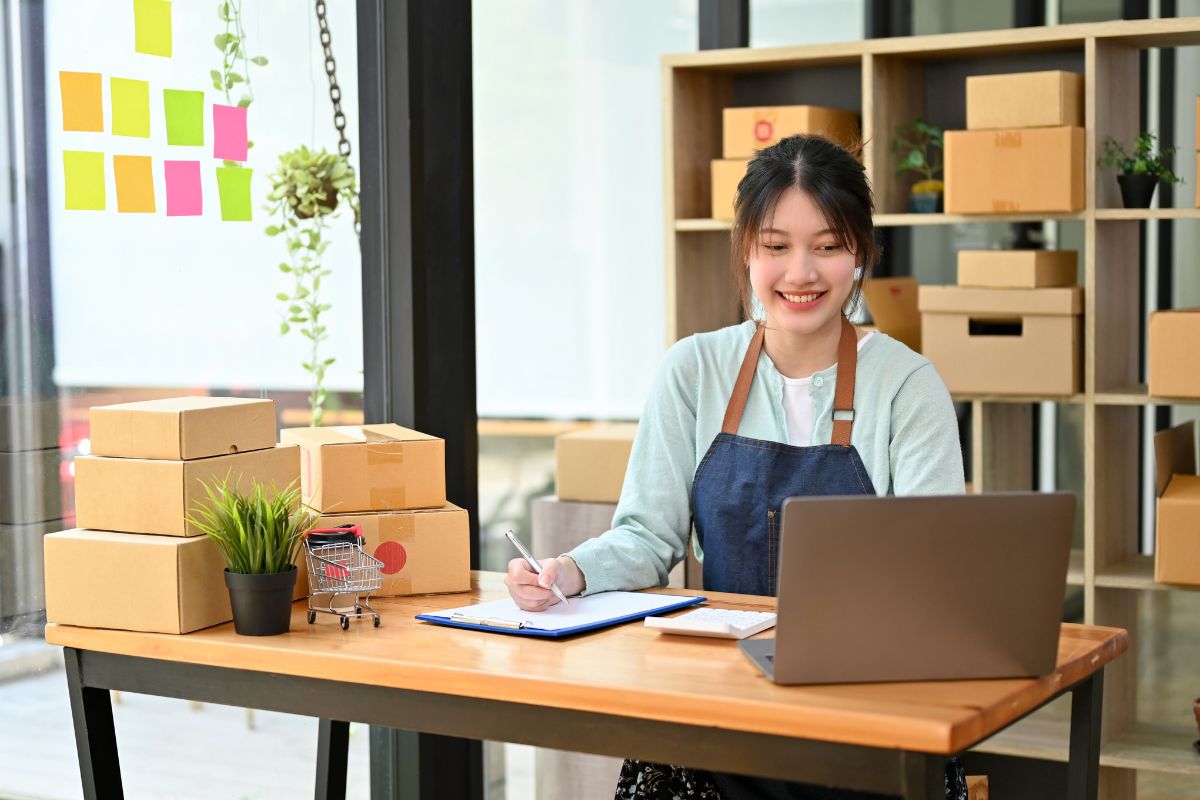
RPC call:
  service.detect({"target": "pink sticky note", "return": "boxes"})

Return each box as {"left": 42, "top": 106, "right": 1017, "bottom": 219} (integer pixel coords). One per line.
{"left": 213, "top": 104, "right": 248, "bottom": 162}
{"left": 164, "top": 160, "right": 202, "bottom": 216}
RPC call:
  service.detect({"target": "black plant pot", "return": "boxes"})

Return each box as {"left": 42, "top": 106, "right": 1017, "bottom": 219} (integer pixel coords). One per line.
{"left": 225, "top": 567, "right": 297, "bottom": 636}
{"left": 1117, "top": 174, "right": 1158, "bottom": 209}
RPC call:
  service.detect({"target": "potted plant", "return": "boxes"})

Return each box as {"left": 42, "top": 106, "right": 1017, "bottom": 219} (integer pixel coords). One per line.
{"left": 188, "top": 475, "right": 317, "bottom": 636}
{"left": 1099, "top": 132, "right": 1181, "bottom": 208}
{"left": 893, "top": 117, "right": 944, "bottom": 213}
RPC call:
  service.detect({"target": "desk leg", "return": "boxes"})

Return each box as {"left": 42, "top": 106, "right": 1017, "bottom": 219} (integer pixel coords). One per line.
{"left": 316, "top": 719, "right": 350, "bottom": 800}
{"left": 64, "top": 648, "right": 124, "bottom": 800}
{"left": 1067, "top": 669, "right": 1103, "bottom": 800}
{"left": 900, "top": 752, "right": 948, "bottom": 800}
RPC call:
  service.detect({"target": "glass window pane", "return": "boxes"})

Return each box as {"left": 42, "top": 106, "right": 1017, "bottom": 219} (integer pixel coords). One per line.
{"left": 750, "top": 0, "right": 864, "bottom": 47}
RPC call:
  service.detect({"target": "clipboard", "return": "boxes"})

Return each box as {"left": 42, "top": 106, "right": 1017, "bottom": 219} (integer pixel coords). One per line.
{"left": 416, "top": 591, "right": 706, "bottom": 638}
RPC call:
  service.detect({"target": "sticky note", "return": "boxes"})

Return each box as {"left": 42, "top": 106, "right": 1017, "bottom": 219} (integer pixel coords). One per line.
{"left": 212, "top": 104, "right": 248, "bottom": 161}
{"left": 163, "top": 89, "right": 204, "bottom": 146}
{"left": 133, "top": 0, "right": 172, "bottom": 57}
{"left": 63, "top": 151, "right": 106, "bottom": 210}
{"left": 59, "top": 72, "right": 103, "bottom": 132}
{"left": 113, "top": 156, "right": 155, "bottom": 213}
{"left": 111, "top": 78, "right": 150, "bottom": 138}
{"left": 216, "top": 166, "right": 252, "bottom": 221}
{"left": 164, "top": 160, "right": 201, "bottom": 216}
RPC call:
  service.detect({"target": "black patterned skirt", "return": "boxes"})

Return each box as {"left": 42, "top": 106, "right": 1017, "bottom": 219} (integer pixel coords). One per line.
{"left": 614, "top": 759, "right": 908, "bottom": 800}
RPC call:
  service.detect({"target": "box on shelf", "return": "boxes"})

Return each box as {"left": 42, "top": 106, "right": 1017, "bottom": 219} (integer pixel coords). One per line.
{"left": 957, "top": 250, "right": 1078, "bottom": 289}
{"left": 944, "top": 127, "right": 1085, "bottom": 214}
{"left": 966, "top": 70, "right": 1083, "bottom": 130}
{"left": 1148, "top": 309, "right": 1200, "bottom": 397}
{"left": 74, "top": 445, "right": 300, "bottom": 537}
{"left": 314, "top": 504, "right": 469, "bottom": 596}
{"left": 1153, "top": 421, "right": 1200, "bottom": 586}
{"left": 918, "top": 286, "right": 1083, "bottom": 396}
{"left": 280, "top": 424, "right": 446, "bottom": 513}
{"left": 722, "top": 105, "right": 859, "bottom": 159}
{"left": 0, "top": 448, "right": 62, "bottom": 525}
{"left": 0, "top": 397, "right": 59, "bottom": 452}
{"left": 711, "top": 158, "right": 749, "bottom": 220}
{"left": 861, "top": 277, "right": 921, "bottom": 352}
{"left": 556, "top": 424, "right": 637, "bottom": 504}
{"left": 90, "top": 396, "right": 276, "bottom": 461}
{"left": 0, "top": 518, "right": 64, "bottom": 618}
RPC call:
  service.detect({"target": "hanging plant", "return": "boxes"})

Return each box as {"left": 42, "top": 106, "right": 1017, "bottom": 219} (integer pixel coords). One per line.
{"left": 212, "top": 1, "right": 267, "bottom": 165}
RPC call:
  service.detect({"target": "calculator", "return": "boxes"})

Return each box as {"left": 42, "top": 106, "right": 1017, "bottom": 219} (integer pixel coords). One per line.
{"left": 644, "top": 607, "right": 777, "bottom": 640}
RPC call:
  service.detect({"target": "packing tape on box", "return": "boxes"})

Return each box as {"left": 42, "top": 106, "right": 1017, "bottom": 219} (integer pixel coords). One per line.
{"left": 994, "top": 130, "right": 1023, "bottom": 147}
{"left": 365, "top": 444, "right": 405, "bottom": 465}
{"left": 370, "top": 487, "right": 407, "bottom": 507}
{"left": 992, "top": 200, "right": 1020, "bottom": 212}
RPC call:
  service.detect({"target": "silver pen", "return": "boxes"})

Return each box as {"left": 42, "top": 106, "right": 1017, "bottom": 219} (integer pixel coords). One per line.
{"left": 505, "top": 529, "right": 569, "bottom": 606}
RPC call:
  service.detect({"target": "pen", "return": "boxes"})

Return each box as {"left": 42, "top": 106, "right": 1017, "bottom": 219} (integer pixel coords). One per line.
{"left": 505, "top": 529, "right": 569, "bottom": 606}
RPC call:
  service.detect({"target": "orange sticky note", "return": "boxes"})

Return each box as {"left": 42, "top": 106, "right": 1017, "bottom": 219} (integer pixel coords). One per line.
{"left": 60, "top": 71, "right": 104, "bottom": 132}
{"left": 114, "top": 155, "right": 156, "bottom": 213}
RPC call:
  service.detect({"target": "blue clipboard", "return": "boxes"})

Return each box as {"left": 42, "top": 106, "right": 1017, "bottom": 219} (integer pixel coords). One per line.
{"left": 416, "top": 593, "right": 706, "bottom": 638}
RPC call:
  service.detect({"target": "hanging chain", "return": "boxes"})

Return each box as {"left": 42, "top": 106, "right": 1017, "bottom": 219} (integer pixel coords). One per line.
{"left": 315, "top": 0, "right": 360, "bottom": 238}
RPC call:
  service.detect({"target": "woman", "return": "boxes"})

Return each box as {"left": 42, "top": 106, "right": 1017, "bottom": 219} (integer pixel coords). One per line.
{"left": 505, "top": 134, "right": 965, "bottom": 799}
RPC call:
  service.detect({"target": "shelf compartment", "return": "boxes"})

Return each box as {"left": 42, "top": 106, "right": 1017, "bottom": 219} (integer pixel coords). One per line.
{"left": 1096, "top": 556, "right": 1200, "bottom": 593}
{"left": 1095, "top": 208, "right": 1200, "bottom": 221}
{"left": 1093, "top": 386, "right": 1200, "bottom": 406}
{"left": 955, "top": 393, "right": 1086, "bottom": 404}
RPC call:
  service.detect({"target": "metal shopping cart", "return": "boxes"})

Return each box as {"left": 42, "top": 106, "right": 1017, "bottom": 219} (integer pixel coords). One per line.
{"left": 303, "top": 524, "right": 383, "bottom": 630}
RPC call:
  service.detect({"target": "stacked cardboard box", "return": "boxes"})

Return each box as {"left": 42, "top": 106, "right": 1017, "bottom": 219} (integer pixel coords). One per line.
{"left": 920, "top": 251, "right": 1082, "bottom": 395}
{"left": 860, "top": 277, "right": 922, "bottom": 353}
{"left": 711, "top": 105, "right": 860, "bottom": 220}
{"left": 946, "top": 71, "right": 1085, "bottom": 214}
{"left": 1148, "top": 309, "right": 1200, "bottom": 397}
{"left": 282, "top": 424, "right": 469, "bottom": 597}
{"left": 44, "top": 397, "right": 302, "bottom": 633}
{"left": 1153, "top": 422, "right": 1200, "bottom": 586}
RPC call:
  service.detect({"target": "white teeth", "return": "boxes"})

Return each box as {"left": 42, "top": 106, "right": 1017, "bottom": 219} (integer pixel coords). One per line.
{"left": 782, "top": 292, "right": 821, "bottom": 303}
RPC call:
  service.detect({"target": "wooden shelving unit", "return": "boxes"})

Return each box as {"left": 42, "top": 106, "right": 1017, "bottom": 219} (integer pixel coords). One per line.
{"left": 662, "top": 17, "right": 1200, "bottom": 799}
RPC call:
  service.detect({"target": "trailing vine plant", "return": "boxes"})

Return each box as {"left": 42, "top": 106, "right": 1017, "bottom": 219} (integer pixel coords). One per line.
{"left": 212, "top": 1, "right": 267, "bottom": 165}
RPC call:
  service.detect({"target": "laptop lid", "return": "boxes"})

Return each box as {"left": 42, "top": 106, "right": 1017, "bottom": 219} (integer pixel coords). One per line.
{"left": 766, "top": 492, "right": 1074, "bottom": 685}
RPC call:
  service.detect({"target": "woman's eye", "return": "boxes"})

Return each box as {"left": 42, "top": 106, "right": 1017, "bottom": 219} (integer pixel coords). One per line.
{"left": 763, "top": 243, "right": 787, "bottom": 253}
{"left": 817, "top": 244, "right": 843, "bottom": 253}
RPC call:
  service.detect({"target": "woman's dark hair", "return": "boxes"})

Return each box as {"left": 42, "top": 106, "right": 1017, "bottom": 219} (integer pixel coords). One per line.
{"left": 730, "top": 134, "right": 880, "bottom": 320}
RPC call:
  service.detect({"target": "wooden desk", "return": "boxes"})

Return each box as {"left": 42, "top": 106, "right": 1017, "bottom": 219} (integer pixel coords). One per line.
{"left": 46, "top": 572, "right": 1127, "bottom": 800}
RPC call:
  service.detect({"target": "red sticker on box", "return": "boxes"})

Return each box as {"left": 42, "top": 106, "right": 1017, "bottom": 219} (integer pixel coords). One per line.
{"left": 754, "top": 119, "right": 773, "bottom": 143}
{"left": 375, "top": 541, "right": 408, "bottom": 575}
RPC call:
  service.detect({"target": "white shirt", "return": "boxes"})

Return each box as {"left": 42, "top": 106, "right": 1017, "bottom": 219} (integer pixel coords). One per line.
{"left": 782, "top": 332, "right": 874, "bottom": 446}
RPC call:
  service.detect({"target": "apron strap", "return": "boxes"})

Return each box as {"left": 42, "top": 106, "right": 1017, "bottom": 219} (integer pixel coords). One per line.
{"left": 720, "top": 316, "right": 859, "bottom": 446}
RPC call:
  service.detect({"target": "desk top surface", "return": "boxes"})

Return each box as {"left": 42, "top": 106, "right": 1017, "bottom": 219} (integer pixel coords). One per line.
{"left": 45, "top": 572, "right": 1127, "bottom": 754}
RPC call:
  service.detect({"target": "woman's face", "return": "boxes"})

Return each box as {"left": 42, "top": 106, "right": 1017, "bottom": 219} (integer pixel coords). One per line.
{"left": 747, "top": 186, "right": 857, "bottom": 337}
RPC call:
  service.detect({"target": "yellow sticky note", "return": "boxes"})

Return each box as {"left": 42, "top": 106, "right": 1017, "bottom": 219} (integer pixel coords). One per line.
{"left": 111, "top": 77, "right": 150, "bottom": 138}
{"left": 63, "top": 151, "right": 106, "bottom": 211}
{"left": 114, "top": 155, "right": 155, "bottom": 213}
{"left": 133, "top": 0, "right": 172, "bottom": 57}
{"left": 60, "top": 72, "right": 103, "bottom": 132}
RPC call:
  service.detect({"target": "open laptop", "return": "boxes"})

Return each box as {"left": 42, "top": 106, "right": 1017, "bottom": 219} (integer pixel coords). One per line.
{"left": 740, "top": 493, "right": 1074, "bottom": 684}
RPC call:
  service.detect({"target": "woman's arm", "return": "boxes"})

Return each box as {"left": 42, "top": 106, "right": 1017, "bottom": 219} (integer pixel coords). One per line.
{"left": 889, "top": 362, "right": 966, "bottom": 495}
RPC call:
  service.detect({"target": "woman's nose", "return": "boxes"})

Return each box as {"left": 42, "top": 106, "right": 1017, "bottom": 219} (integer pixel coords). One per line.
{"left": 784, "top": 253, "right": 819, "bottom": 285}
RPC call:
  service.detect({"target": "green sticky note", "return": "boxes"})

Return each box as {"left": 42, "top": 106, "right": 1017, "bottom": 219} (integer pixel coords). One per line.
{"left": 133, "top": 0, "right": 172, "bottom": 57}
{"left": 111, "top": 77, "right": 150, "bottom": 138}
{"left": 216, "top": 166, "right": 253, "bottom": 221}
{"left": 63, "top": 151, "right": 106, "bottom": 211}
{"left": 163, "top": 89, "right": 204, "bottom": 146}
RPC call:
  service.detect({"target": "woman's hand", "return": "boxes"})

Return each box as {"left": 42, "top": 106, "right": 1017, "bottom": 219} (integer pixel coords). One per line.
{"left": 504, "top": 555, "right": 585, "bottom": 611}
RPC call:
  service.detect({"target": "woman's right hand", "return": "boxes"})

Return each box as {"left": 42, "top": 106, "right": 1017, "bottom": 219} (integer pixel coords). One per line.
{"left": 504, "top": 555, "right": 585, "bottom": 612}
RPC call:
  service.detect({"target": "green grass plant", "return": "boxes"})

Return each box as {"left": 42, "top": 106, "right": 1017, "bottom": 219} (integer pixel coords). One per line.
{"left": 188, "top": 474, "right": 316, "bottom": 575}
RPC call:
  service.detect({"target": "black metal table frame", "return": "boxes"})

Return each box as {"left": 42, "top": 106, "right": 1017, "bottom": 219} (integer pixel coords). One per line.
{"left": 62, "top": 646, "right": 1104, "bottom": 800}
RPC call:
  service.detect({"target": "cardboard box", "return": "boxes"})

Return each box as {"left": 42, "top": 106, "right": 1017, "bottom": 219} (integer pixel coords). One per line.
{"left": 1148, "top": 309, "right": 1200, "bottom": 398}
{"left": 314, "top": 505, "right": 469, "bottom": 596}
{"left": 74, "top": 445, "right": 300, "bottom": 537}
{"left": 861, "top": 277, "right": 921, "bottom": 352}
{"left": 967, "top": 775, "right": 989, "bottom": 800}
{"left": 722, "top": 105, "right": 859, "bottom": 159}
{"left": 556, "top": 424, "right": 637, "bottom": 504}
{"left": 0, "top": 518, "right": 64, "bottom": 618}
{"left": 280, "top": 424, "right": 445, "bottom": 513}
{"left": 1153, "top": 422, "right": 1200, "bottom": 586}
{"left": 90, "top": 396, "right": 276, "bottom": 461}
{"left": 711, "top": 158, "right": 749, "bottom": 220}
{"left": 44, "top": 529, "right": 234, "bottom": 633}
{"left": 919, "top": 286, "right": 1083, "bottom": 396}
{"left": 0, "top": 397, "right": 59, "bottom": 452}
{"left": 957, "top": 250, "right": 1078, "bottom": 289}
{"left": 0, "top": 448, "right": 62, "bottom": 524}
{"left": 966, "top": 70, "right": 1084, "bottom": 130}
{"left": 945, "top": 127, "right": 1085, "bottom": 214}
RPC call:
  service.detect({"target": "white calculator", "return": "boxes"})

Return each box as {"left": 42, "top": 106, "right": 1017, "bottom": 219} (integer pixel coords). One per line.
{"left": 644, "top": 607, "right": 777, "bottom": 640}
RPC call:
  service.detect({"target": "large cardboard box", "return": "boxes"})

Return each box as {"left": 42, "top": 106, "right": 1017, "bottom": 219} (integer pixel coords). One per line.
{"left": 0, "top": 397, "right": 59, "bottom": 452}
{"left": 44, "top": 529, "right": 234, "bottom": 633}
{"left": 722, "top": 105, "right": 859, "bottom": 158}
{"left": 314, "top": 505, "right": 469, "bottom": 596}
{"left": 556, "top": 424, "right": 637, "bottom": 504}
{"left": 1153, "top": 422, "right": 1200, "bottom": 585}
{"left": 861, "top": 277, "right": 921, "bottom": 352}
{"left": 74, "top": 444, "right": 300, "bottom": 537}
{"left": 966, "top": 70, "right": 1084, "bottom": 130}
{"left": 90, "top": 396, "right": 276, "bottom": 460}
{"left": 957, "top": 250, "right": 1078, "bottom": 289}
{"left": 919, "top": 286, "right": 1083, "bottom": 396}
{"left": 711, "top": 158, "right": 749, "bottom": 220}
{"left": 945, "top": 127, "right": 1085, "bottom": 214}
{"left": 0, "top": 518, "right": 64, "bottom": 618}
{"left": 0, "top": 448, "right": 62, "bottom": 524}
{"left": 281, "top": 424, "right": 445, "bottom": 513}
{"left": 1148, "top": 309, "right": 1200, "bottom": 397}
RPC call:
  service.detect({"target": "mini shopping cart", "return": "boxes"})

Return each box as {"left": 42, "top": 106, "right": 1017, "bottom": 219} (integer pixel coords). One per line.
{"left": 303, "top": 524, "right": 383, "bottom": 630}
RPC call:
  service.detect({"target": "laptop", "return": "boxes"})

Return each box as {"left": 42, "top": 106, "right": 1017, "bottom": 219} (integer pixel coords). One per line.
{"left": 740, "top": 493, "right": 1074, "bottom": 684}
